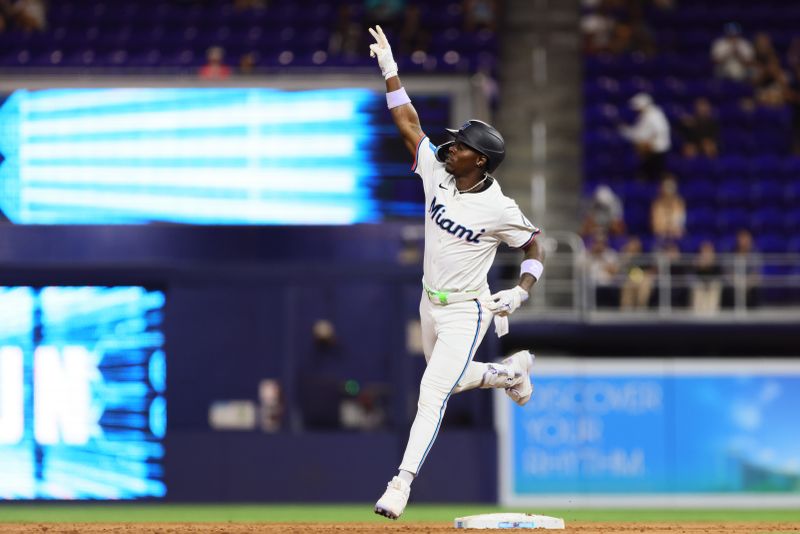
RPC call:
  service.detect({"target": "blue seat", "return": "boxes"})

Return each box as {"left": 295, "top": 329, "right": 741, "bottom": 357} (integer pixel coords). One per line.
{"left": 784, "top": 209, "right": 800, "bottom": 234}
{"left": 715, "top": 208, "right": 749, "bottom": 234}
{"left": 686, "top": 207, "right": 716, "bottom": 234}
{"left": 680, "top": 234, "right": 714, "bottom": 253}
{"left": 751, "top": 155, "right": 782, "bottom": 178}
{"left": 721, "top": 130, "right": 756, "bottom": 155}
{"left": 716, "top": 180, "right": 750, "bottom": 207}
{"left": 750, "top": 179, "right": 785, "bottom": 205}
{"left": 780, "top": 157, "right": 800, "bottom": 179}
{"left": 680, "top": 156, "right": 715, "bottom": 180}
{"left": 750, "top": 208, "right": 785, "bottom": 234}
{"left": 713, "top": 155, "right": 751, "bottom": 180}
{"left": 756, "top": 234, "right": 787, "bottom": 253}
{"left": 624, "top": 204, "right": 650, "bottom": 235}
{"left": 623, "top": 180, "right": 657, "bottom": 205}
{"left": 787, "top": 236, "right": 800, "bottom": 254}
{"left": 682, "top": 180, "right": 716, "bottom": 205}
{"left": 785, "top": 180, "right": 800, "bottom": 205}
{"left": 715, "top": 235, "right": 738, "bottom": 253}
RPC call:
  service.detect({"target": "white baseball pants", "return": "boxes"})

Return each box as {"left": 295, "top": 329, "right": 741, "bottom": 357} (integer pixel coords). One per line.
{"left": 398, "top": 291, "right": 500, "bottom": 475}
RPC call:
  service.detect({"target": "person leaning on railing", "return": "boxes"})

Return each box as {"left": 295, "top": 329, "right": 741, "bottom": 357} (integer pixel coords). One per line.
{"left": 690, "top": 240, "right": 723, "bottom": 315}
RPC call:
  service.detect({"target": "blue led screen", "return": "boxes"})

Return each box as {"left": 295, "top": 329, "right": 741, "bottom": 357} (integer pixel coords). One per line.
{"left": 0, "top": 286, "right": 166, "bottom": 500}
{"left": 0, "top": 88, "right": 443, "bottom": 224}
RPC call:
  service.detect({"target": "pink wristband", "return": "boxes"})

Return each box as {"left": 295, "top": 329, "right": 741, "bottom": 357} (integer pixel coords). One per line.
{"left": 386, "top": 87, "right": 411, "bottom": 109}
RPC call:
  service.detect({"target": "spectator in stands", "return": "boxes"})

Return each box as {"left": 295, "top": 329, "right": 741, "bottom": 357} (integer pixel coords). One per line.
{"left": 650, "top": 174, "right": 686, "bottom": 242}
{"left": 463, "top": 0, "right": 498, "bottom": 33}
{"left": 364, "top": 0, "right": 405, "bottom": 36}
{"left": 787, "top": 35, "right": 800, "bottom": 72}
{"left": 655, "top": 241, "right": 688, "bottom": 308}
{"left": 471, "top": 63, "right": 500, "bottom": 121}
{"left": 786, "top": 63, "right": 800, "bottom": 154}
{"left": 580, "top": 184, "right": 626, "bottom": 239}
{"left": 753, "top": 57, "right": 788, "bottom": 108}
{"left": 11, "top": 0, "right": 46, "bottom": 33}
{"left": 233, "top": 0, "right": 266, "bottom": 11}
{"left": 329, "top": 4, "right": 363, "bottom": 60}
{"left": 753, "top": 32, "right": 779, "bottom": 72}
{"left": 238, "top": 52, "right": 257, "bottom": 75}
{"left": 711, "top": 22, "right": 754, "bottom": 82}
{"left": 199, "top": 46, "right": 232, "bottom": 80}
{"left": 618, "top": 93, "right": 671, "bottom": 181}
{"left": 619, "top": 236, "right": 654, "bottom": 310}
{"left": 608, "top": 1, "right": 656, "bottom": 57}
{"left": 398, "top": 4, "right": 430, "bottom": 56}
{"left": 586, "top": 234, "right": 620, "bottom": 308}
{"left": 679, "top": 97, "right": 719, "bottom": 158}
{"left": 581, "top": 2, "right": 616, "bottom": 55}
{"left": 690, "top": 240, "right": 723, "bottom": 315}
{"left": 0, "top": 0, "right": 11, "bottom": 33}
{"left": 723, "top": 229, "right": 761, "bottom": 309}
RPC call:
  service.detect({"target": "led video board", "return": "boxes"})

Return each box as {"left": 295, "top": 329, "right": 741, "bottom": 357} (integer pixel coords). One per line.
{"left": 0, "top": 286, "right": 166, "bottom": 500}
{"left": 0, "top": 87, "right": 437, "bottom": 225}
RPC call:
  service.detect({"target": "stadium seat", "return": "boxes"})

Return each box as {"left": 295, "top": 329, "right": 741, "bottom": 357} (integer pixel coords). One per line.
{"left": 756, "top": 234, "right": 788, "bottom": 253}
{"left": 715, "top": 180, "right": 750, "bottom": 207}
{"left": 750, "top": 208, "right": 786, "bottom": 234}
{"left": 715, "top": 208, "right": 749, "bottom": 234}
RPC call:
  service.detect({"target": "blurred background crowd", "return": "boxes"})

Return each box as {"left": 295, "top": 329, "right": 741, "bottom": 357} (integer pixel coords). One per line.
{"left": 1, "top": 0, "right": 799, "bottom": 504}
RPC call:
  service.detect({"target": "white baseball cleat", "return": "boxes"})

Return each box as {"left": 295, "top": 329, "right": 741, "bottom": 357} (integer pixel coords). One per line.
{"left": 374, "top": 476, "right": 410, "bottom": 520}
{"left": 502, "top": 350, "right": 535, "bottom": 406}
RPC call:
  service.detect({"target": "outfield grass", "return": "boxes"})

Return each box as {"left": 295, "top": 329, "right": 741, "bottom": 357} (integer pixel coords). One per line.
{"left": 1, "top": 504, "right": 799, "bottom": 523}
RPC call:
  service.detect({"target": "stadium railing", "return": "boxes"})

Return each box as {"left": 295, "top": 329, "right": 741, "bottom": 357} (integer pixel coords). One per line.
{"left": 497, "top": 232, "right": 800, "bottom": 321}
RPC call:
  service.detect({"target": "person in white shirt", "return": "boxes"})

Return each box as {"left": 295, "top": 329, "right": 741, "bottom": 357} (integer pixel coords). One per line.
{"left": 711, "top": 22, "right": 754, "bottom": 82}
{"left": 619, "top": 92, "right": 671, "bottom": 181}
{"left": 367, "top": 25, "right": 545, "bottom": 520}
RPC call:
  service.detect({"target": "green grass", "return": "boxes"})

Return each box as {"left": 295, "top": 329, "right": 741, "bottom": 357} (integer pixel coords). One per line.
{"left": 0, "top": 504, "right": 799, "bottom": 523}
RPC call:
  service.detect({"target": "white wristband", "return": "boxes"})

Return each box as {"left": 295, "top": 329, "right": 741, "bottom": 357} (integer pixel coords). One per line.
{"left": 386, "top": 87, "right": 411, "bottom": 109}
{"left": 520, "top": 259, "right": 544, "bottom": 281}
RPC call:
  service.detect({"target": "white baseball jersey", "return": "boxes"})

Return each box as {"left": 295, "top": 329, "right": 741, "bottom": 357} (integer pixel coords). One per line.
{"left": 413, "top": 135, "right": 540, "bottom": 293}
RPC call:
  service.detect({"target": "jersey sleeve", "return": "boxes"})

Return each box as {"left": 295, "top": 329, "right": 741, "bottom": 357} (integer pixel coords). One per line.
{"left": 411, "top": 135, "right": 443, "bottom": 185}
{"left": 495, "top": 201, "right": 541, "bottom": 249}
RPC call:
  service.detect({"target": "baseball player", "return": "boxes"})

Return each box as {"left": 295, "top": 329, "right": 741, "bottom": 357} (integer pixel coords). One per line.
{"left": 369, "top": 26, "right": 545, "bottom": 519}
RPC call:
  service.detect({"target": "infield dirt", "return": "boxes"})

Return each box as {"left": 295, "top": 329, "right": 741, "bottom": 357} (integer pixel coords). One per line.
{"left": 2, "top": 523, "right": 800, "bottom": 533}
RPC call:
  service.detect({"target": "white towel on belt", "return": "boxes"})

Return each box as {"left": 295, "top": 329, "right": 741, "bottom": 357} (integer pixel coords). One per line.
{"left": 493, "top": 315, "right": 509, "bottom": 337}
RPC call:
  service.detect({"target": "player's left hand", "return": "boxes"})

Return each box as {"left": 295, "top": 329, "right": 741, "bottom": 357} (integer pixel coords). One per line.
{"left": 485, "top": 286, "right": 529, "bottom": 317}
{"left": 368, "top": 25, "right": 398, "bottom": 79}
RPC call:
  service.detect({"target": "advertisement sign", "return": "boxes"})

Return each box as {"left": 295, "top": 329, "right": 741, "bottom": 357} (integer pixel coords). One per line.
{"left": 497, "top": 359, "right": 800, "bottom": 507}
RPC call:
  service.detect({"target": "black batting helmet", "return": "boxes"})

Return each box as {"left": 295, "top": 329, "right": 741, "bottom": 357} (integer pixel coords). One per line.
{"left": 435, "top": 119, "right": 506, "bottom": 173}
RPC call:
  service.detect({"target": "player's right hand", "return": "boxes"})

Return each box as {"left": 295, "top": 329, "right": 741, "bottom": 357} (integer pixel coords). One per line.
{"left": 485, "top": 286, "right": 529, "bottom": 317}
{"left": 368, "top": 25, "right": 398, "bottom": 80}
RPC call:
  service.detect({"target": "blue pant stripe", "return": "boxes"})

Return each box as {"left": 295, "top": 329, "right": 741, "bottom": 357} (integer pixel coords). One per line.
{"left": 417, "top": 300, "right": 482, "bottom": 472}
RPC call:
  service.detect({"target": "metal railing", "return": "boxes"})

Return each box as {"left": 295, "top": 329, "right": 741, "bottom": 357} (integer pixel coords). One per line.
{"left": 495, "top": 232, "right": 800, "bottom": 321}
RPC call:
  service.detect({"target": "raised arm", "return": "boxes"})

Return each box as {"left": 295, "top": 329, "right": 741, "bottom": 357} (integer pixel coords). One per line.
{"left": 369, "top": 26, "right": 426, "bottom": 156}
